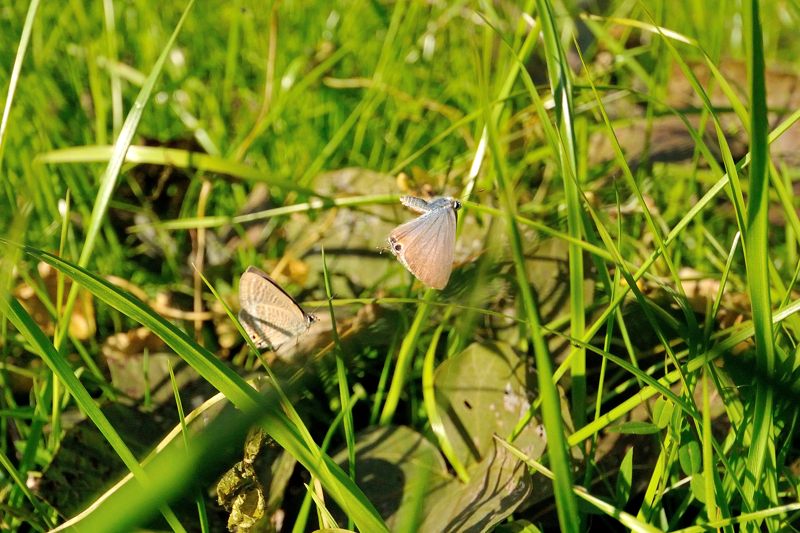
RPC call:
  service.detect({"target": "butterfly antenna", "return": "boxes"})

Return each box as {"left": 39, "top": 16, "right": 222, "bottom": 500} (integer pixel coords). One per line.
{"left": 444, "top": 156, "right": 455, "bottom": 190}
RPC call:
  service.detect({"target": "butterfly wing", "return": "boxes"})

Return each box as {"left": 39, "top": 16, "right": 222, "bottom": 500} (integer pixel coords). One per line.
{"left": 399, "top": 195, "right": 432, "bottom": 214}
{"left": 389, "top": 204, "right": 457, "bottom": 289}
{"left": 238, "top": 267, "right": 311, "bottom": 349}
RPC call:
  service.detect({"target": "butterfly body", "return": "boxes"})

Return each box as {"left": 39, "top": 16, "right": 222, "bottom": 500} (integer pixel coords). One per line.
{"left": 238, "top": 266, "right": 317, "bottom": 350}
{"left": 388, "top": 196, "right": 461, "bottom": 289}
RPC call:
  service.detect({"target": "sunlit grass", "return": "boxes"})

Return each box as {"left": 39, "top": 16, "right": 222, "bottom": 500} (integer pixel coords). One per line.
{"left": 2, "top": 1, "right": 800, "bottom": 531}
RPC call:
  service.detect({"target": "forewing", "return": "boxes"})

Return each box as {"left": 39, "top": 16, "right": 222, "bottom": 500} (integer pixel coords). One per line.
{"left": 389, "top": 206, "right": 456, "bottom": 289}
{"left": 239, "top": 267, "right": 309, "bottom": 349}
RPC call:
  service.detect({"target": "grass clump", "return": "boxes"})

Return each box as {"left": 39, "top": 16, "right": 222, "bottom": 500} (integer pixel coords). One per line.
{"left": 2, "top": 1, "right": 800, "bottom": 531}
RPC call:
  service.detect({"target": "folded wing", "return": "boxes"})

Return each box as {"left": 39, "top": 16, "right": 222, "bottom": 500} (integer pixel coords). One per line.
{"left": 239, "top": 267, "right": 310, "bottom": 350}
{"left": 389, "top": 206, "right": 457, "bottom": 289}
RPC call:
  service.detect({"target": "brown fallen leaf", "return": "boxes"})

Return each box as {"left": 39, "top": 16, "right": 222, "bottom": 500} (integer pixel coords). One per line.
{"left": 14, "top": 261, "right": 96, "bottom": 340}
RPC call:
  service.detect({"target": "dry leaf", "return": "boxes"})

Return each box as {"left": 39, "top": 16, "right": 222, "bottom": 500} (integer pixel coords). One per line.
{"left": 14, "top": 262, "right": 96, "bottom": 340}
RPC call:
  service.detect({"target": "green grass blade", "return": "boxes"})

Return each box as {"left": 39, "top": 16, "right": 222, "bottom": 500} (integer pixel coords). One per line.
{"left": 481, "top": 4, "right": 578, "bottom": 529}
{"left": 36, "top": 145, "right": 322, "bottom": 197}
{"left": 422, "top": 323, "right": 469, "bottom": 482}
{"left": 546, "top": 91, "right": 800, "bottom": 390}
{"left": 0, "top": 0, "right": 41, "bottom": 175}
{"left": 60, "top": 381, "right": 285, "bottom": 531}
{"left": 11, "top": 243, "right": 387, "bottom": 532}
{"left": 55, "top": 0, "right": 198, "bottom": 350}
{"left": 168, "top": 363, "right": 209, "bottom": 533}
{"left": 673, "top": 503, "right": 800, "bottom": 533}
{"left": 498, "top": 437, "right": 661, "bottom": 533}
{"left": 740, "top": 0, "right": 776, "bottom": 513}
{"left": 0, "top": 447, "right": 52, "bottom": 530}
{"left": 535, "top": 0, "right": 586, "bottom": 433}
{"left": 321, "top": 245, "right": 356, "bottom": 525}
{"left": 701, "top": 368, "right": 719, "bottom": 523}
{"left": 379, "top": 288, "right": 435, "bottom": 424}
{"left": 8, "top": 3, "right": 800, "bottom": 529}
{"left": 0, "top": 295, "right": 184, "bottom": 531}
{"left": 197, "top": 267, "right": 321, "bottom": 453}
{"left": 568, "top": 294, "right": 800, "bottom": 445}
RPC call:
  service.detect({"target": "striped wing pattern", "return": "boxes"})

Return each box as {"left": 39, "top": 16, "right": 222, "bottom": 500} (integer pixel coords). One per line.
{"left": 238, "top": 267, "right": 314, "bottom": 350}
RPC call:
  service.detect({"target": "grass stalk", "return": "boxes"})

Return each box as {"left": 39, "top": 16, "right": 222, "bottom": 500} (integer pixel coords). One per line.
{"left": 740, "top": 0, "right": 776, "bottom": 514}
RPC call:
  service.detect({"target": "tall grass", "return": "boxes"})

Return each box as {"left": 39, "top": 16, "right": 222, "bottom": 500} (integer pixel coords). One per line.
{"left": 2, "top": 1, "right": 800, "bottom": 531}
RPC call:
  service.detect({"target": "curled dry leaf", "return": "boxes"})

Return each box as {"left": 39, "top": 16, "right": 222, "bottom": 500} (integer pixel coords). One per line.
{"left": 105, "top": 275, "right": 216, "bottom": 322}
{"left": 216, "top": 428, "right": 268, "bottom": 532}
{"left": 101, "top": 327, "right": 166, "bottom": 361}
{"left": 14, "top": 262, "right": 96, "bottom": 340}
{"left": 216, "top": 427, "right": 296, "bottom": 533}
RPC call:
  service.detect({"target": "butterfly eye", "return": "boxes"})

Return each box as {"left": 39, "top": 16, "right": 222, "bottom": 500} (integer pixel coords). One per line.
{"left": 453, "top": 200, "right": 462, "bottom": 210}
{"left": 393, "top": 242, "right": 403, "bottom": 252}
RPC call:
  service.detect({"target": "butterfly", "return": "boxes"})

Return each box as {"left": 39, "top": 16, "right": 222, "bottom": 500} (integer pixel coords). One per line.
{"left": 388, "top": 195, "right": 461, "bottom": 290}
{"left": 238, "top": 266, "right": 318, "bottom": 350}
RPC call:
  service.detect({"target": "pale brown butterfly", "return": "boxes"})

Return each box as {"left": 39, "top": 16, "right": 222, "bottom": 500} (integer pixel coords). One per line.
{"left": 388, "top": 195, "right": 461, "bottom": 289}
{"left": 238, "top": 266, "right": 318, "bottom": 350}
